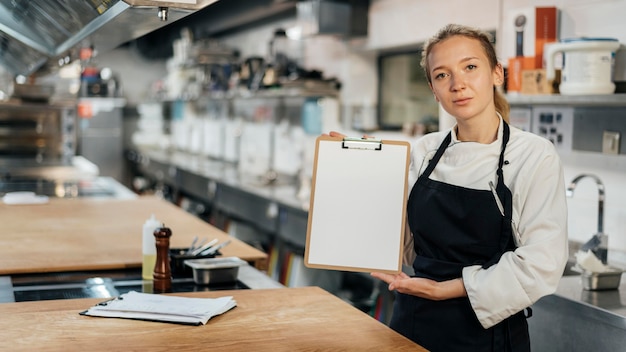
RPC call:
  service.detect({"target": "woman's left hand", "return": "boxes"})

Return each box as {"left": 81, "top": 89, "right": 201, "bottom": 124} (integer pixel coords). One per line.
{"left": 371, "top": 272, "right": 467, "bottom": 301}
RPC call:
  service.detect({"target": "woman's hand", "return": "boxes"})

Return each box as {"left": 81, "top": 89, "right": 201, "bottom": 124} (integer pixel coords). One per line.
{"left": 322, "top": 131, "right": 375, "bottom": 139}
{"left": 322, "top": 131, "right": 347, "bottom": 138}
{"left": 371, "top": 272, "right": 467, "bottom": 301}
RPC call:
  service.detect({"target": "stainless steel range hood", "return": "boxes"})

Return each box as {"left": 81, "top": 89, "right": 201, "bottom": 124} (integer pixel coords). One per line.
{"left": 0, "top": 0, "right": 219, "bottom": 76}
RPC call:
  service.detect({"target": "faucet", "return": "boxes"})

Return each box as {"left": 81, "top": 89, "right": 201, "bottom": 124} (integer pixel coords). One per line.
{"left": 566, "top": 173, "right": 607, "bottom": 263}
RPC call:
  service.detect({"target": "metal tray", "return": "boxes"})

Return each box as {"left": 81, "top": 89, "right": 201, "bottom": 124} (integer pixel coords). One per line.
{"left": 185, "top": 257, "right": 246, "bottom": 285}
{"left": 580, "top": 267, "right": 624, "bottom": 291}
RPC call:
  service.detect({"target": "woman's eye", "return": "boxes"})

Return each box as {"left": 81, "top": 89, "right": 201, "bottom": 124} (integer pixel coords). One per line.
{"left": 434, "top": 72, "right": 447, "bottom": 80}
{"left": 466, "top": 64, "right": 477, "bottom": 70}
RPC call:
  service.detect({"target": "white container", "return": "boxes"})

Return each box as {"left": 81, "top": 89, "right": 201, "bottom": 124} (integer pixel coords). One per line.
{"left": 545, "top": 38, "right": 621, "bottom": 95}
{"left": 142, "top": 214, "right": 161, "bottom": 280}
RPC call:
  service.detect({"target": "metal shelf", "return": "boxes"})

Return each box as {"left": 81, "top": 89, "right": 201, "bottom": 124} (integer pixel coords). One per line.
{"left": 506, "top": 93, "right": 626, "bottom": 107}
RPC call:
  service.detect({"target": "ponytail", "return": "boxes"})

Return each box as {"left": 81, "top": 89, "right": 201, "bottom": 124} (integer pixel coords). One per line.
{"left": 494, "top": 88, "right": 510, "bottom": 123}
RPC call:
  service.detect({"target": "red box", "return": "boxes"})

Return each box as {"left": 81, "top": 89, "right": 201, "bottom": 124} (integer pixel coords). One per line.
{"left": 534, "top": 7, "right": 558, "bottom": 68}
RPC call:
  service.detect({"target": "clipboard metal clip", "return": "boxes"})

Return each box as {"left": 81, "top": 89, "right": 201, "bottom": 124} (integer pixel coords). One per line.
{"left": 342, "top": 137, "right": 382, "bottom": 150}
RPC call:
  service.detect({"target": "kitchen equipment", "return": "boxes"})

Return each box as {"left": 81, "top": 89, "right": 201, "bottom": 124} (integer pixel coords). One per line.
{"left": 580, "top": 267, "right": 624, "bottom": 290}
{"left": 545, "top": 38, "right": 621, "bottom": 95}
{"left": 240, "top": 57, "right": 265, "bottom": 90}
{"left": 169, "top": 247, "right": 220, "bottom": 278}
{"left": 185, "top": 257, "right": 246, "bottom": 285}
{"left": 12, "top": 83, "right": 55, "bottom": 102}
{"left": 514, "top": 14, "right": 527, "bottom": 57}
{"left": 566, "top": 174, "right": 608, "bottom": 263}
{"left": 0, "top": 101, "right": 77, "bottom": 165}
{"left": 0, "top": 0, "right": 218, "bottom": 76}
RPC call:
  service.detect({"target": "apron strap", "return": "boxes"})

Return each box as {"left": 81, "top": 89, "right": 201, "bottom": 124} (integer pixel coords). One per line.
{"left": 496, "top": 121, "right": 510, "bottom": 180}
{"left": 421, "top": 132, "right": 451, "bottom": 178}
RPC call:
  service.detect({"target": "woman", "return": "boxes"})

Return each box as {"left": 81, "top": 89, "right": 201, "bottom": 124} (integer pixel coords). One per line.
{"left": 365, "top": 24, "right": 569, "bottom": 351}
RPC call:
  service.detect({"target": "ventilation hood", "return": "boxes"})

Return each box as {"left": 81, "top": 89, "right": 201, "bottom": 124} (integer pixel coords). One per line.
{"left": 0, "top": 0, "right": 219, "bottom": 77}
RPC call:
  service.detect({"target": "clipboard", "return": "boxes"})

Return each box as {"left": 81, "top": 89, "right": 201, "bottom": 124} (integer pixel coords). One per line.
{"left": 304, "top": 135, "right": 411, "bottom": 274}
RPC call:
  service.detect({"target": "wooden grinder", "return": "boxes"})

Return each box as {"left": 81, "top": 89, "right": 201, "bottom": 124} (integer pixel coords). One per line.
{"left": 153, "top": 226, "right": 172, "bottom": 293}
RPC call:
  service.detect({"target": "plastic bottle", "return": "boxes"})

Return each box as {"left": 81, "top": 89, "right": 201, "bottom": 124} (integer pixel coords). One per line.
{"left": 142, "top": 214, "right": 161, "bottom": 280}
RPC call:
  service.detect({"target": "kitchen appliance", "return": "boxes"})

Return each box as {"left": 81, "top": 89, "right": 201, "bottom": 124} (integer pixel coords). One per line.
{"left": 0, "top": 101, "right": 76, "bottom": 165}
{"left": 545, "top": 38, "right": 621, "bottom": 95}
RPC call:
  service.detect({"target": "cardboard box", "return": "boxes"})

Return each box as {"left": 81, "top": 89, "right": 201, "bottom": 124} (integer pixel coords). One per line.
{"left": 520, "top": 69, "right": 559, "bottom": 95}
{"left": 507, "top": 56, "right": 535, "bottom": 93}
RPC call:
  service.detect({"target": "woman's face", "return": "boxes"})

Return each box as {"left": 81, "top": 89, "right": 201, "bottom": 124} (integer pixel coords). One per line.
{"left": 427, "top": 35, "right": 503, "bottom": 123}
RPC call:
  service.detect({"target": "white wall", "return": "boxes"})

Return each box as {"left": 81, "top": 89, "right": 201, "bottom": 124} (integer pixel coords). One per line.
{"left": 96, "top": 47, "right": 167, "bottom": 106}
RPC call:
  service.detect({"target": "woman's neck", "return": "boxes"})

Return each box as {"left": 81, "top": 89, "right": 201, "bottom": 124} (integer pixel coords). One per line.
{"left": 455, "top": 115, "right": 500, "bottom": 144}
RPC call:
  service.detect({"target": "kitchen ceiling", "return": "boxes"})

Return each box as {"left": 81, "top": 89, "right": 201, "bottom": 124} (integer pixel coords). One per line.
{"left": 0, "top": 0, "right": 221, "bottom": 77}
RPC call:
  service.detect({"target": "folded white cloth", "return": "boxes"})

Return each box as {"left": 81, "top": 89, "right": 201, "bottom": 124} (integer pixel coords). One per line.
{"left": 575, "top": 250, "right": 609, "bottom": 273}
{"left": 2, "top": 191, "right": 49, "bottom": 205}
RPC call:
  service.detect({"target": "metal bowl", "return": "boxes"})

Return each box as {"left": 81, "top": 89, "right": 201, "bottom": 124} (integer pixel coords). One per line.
{"left": 184, "top": 257, "right": 246, "bottom": 285}
{"left": 580, "top": 267, "right": 624, "bottom": 291}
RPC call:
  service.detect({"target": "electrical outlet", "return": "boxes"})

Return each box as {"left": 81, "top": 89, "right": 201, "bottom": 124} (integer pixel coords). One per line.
{"left": 602, "top": 131, "right": 620, "bottom": 155}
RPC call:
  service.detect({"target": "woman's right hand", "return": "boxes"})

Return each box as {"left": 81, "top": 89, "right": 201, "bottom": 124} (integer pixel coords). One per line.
{"left": 323, "top": 131, "right": 375, "bottom": 139}
{"left": 322, "top": 131, "right": 347, "bottom": 138}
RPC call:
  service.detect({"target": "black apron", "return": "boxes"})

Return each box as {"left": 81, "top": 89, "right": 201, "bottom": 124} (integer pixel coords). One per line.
{"left": 390, "top": 122, "right": 530, "bottom": 352}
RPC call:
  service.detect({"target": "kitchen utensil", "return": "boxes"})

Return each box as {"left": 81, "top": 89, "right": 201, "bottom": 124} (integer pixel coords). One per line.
{"left": 514, "top": 15, "right": 527, "bottom": 57}
{"left": 185, "top": 257, "right": 246, "bottom": 285}
{"left": 545, "top": 38, "right": 621, "bottom": 95}
{"left": 185, "top": 236, "right": 199, "bottom": 254}
{"left": 190, "top": 238, "right": 218, "bottom": 256}
{"left": 201, "top": 240, "right": 232, "bottom": 256}
{"left": 169, "top": 247, "right": 220, "bottom": 278}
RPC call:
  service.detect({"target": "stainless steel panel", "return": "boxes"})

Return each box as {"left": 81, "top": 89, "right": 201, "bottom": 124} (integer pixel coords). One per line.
{"left": 573, "top": 107, "right": 626, "bottom": 155}
{"left": 0, "top": 0, "right": 220, "bottom": 76}
{"left": 178, "top": 168, "right": 216, "bottom": 203}
{"left": 529, "top": 294, "right": 626, "bottom": 351}
{"left": 216, "top": 184, "right": 277, "bottom": 233}
{"left": 140, "top": 155, "right": 177, "bottom": 185}
{"left": 277, "top": 205, "right": 308, "bottom": 249}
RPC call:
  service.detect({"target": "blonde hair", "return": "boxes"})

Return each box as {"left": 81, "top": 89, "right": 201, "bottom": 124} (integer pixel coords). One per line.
{"left": 420, "top": 24, "right": 510, "bottom": 122}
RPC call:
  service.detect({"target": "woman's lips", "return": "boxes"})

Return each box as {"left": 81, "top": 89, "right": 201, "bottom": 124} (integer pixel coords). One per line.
{"left": 453, "top": 97, "right": 472, "bottom": 105}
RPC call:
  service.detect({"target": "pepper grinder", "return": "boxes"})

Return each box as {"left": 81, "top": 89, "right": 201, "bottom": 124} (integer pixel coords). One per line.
{"left": 153, "top": 226, "right": 172, "bottom": 293}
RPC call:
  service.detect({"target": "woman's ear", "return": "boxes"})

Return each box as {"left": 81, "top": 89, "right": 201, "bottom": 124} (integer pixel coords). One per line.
{"left": 494, "top": 63, "right": 504, "bottom": 86}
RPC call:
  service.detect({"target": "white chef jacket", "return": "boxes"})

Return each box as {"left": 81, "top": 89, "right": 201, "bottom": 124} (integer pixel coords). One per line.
{"left": 405, "top": 116, "right": 569, "bottom": 329}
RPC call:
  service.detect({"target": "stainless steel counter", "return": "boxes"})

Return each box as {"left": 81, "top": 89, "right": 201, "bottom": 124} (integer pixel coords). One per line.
{"left": 529, "top": 275, "right": 626, "bottom": 351}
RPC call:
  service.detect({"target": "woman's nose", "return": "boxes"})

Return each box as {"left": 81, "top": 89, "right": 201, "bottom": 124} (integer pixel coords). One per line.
{"left": 449, "top": 75, "right": 466, "bottom": 91}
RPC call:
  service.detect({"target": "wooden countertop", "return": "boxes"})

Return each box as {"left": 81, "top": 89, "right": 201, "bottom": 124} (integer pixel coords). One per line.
{"left": 0, "top": 287, "right": 423, "bottom": 351}
{"left": 0, "top": 196, "right": 267, "bottom": 275}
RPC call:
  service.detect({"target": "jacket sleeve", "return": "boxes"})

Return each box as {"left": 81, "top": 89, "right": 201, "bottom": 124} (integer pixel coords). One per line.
{"left": 462, "top": 147, "right": 569, "bottom": 329}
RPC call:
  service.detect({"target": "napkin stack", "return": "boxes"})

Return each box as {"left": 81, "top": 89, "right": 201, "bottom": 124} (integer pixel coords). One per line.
{"left": 81, "top": 291, "right": 237, "bottom": 325}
